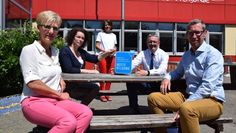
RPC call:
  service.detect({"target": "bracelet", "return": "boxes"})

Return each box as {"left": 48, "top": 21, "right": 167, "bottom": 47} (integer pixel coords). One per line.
{"left": 147, "top": 70, "right": 150, "bottom": 76}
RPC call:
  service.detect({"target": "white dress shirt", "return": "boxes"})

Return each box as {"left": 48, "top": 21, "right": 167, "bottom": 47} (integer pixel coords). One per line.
{"left": 132, "top": 48, "right": 169, "bottom": 75}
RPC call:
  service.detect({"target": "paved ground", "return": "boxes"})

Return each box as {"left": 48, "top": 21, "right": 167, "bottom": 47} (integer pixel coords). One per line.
{"left": 0, "top": 76, "right": 236, "bottom": 133}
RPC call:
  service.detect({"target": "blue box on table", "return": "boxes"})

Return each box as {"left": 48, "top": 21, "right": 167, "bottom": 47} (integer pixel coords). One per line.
{"left": 114, "top": 52, "right": 134, "bottom": 75}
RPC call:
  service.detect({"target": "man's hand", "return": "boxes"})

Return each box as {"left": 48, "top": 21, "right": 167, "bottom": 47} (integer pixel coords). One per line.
{"left": 172, "top": 111, "right": 180, "bottom": 122}
{"left": 160, "top": 78, "right": 171, "bottom": 94}
{"left": 135, "top": 70, "right": 148, "bottom": 76}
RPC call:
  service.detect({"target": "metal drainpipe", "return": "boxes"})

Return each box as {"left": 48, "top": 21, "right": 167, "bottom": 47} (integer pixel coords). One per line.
{"left": 0, "top": 0, "right": 6, "bottom": 30}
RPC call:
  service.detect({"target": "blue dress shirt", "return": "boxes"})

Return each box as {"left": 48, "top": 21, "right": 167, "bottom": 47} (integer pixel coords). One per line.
{"left": 165, "top": 41, "right": 225, "bottom": 102}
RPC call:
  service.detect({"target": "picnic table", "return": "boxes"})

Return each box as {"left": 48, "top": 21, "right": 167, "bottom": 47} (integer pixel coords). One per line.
{"left": 61, "top": 73, "right": 233, "bottom": 133}
{"left": 62, "top": 73, "right": 163, "bottom": 83}
{"left": 62, "top": 73, "right": 164, "bottom": 95}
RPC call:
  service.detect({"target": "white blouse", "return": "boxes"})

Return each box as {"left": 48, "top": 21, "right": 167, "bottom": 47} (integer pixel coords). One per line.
{"left": 19, "top": 41, "right": 62, "bottom": 101}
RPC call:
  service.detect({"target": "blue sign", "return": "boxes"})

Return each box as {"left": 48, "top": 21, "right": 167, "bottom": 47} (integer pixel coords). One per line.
{"left": 115, "top": 52, "right": 134, "bottom": 75}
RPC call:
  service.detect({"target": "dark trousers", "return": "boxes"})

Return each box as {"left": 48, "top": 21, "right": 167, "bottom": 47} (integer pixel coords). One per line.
{"left": 126, "top": 82, "right": 160, "bottom": 108}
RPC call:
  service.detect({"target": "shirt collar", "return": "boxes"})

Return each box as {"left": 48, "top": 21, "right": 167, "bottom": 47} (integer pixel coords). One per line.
{"left": 34, "top": 40, "right": 46, "bottom": 54}
{"left": 148, "top": 48, "right": 159, "bottom": 56}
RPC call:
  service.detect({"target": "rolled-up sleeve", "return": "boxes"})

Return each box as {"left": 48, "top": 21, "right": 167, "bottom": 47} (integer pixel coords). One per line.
{"left": 20, "top": 46, "right": 40, "bottom": 84}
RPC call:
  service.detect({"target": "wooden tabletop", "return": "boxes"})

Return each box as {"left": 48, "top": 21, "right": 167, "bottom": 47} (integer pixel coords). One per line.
{"left": 224, "top": 62, "right": 236, "bottom": 66}
{"left": 62, "top": 73, "right": 164, "bottom": 83}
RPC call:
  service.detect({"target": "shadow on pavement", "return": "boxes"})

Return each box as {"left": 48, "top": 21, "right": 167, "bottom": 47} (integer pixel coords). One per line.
{"left": 93, "top": 105, "right": 150, "bottom": 115}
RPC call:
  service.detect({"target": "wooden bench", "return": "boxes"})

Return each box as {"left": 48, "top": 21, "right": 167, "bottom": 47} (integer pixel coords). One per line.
{"left": 88, "top": 114, "right": 233, "bottom": 133}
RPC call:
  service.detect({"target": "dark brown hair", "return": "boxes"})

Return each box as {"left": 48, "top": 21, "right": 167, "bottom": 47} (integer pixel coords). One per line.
{"left": 66, "top": 27, "right": 88, "bottom": 48}
{"left": 102, "top": 20, "right": 113, "bottom": 31}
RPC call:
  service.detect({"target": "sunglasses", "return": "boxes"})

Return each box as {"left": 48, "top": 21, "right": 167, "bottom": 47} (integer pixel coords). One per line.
{"left": 40, "top": 24, "right": 59, "bottom": 31}
{"left": 187, "top": 30, "right": 204, "bottom": 36}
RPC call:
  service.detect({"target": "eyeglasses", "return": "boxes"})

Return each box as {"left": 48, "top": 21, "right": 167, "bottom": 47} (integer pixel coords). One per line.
{"left": 40, "top": 24, "right": 59, "bottom": 31}
{"left": 148, "top": 40, "right": 158, "bottom": 45}
{"left": 148, "top": 44, "right": 157, "bottom": 48}
{"left": 147, "top": 42, "right": 158, "bottom": 48}
{"left": 187, "top": 30, "right": 204, "bottom": 36}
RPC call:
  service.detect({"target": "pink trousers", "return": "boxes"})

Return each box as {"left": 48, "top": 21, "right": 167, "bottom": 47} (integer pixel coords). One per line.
{"left": 21, "top": 96, "right": 93, "bottom": 133}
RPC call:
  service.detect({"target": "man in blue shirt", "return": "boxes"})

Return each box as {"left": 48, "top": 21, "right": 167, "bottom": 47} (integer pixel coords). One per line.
{"left": 148, "top": 19, "right": 225, "bottom": 133}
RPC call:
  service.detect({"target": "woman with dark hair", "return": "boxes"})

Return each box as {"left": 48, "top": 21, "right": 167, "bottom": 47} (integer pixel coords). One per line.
{"left": 59, "top": 27, "right": 115, "bottom": 105}
{"left": 96, "top": 20, "right": 117, "bottom": 102}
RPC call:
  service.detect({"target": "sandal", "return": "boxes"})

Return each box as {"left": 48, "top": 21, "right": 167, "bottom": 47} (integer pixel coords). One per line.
{"left": 100, "top": 96, "right": 107, "bottom": 102}
{"left": 106, "top": 96, "right": 112, "bottom": 101}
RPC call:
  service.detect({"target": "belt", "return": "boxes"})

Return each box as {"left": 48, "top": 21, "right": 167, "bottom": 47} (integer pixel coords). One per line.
{"left": 215, "top": 99, "right": 223, "bottom": 105}
{"left": 208, "top": 96, "right": 223, "bottom": 105}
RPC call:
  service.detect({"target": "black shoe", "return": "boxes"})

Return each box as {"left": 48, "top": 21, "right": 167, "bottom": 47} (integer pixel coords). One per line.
{"left": 90, "top": 108, "right": 95, "bottom": 113}
{"left": 32, "top": 125, "right": 49, "bottom": 133}
{"left": 130, "top": 106, "right": 141, "bottom": 114}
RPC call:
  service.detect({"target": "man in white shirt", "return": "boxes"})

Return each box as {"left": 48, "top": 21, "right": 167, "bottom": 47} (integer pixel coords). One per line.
{"left": 126, "top": 33, "right": 169, "bottom": 113}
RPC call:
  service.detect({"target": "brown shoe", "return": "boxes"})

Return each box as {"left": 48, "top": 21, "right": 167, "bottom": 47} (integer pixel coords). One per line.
{"left": 100, "top": 96, "right": 107, "bottom": 102}
{"left": 106, "top": 96, "right": 112, "bottom": 101}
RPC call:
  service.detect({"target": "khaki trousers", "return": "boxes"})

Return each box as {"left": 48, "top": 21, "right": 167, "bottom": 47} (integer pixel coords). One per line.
{"left": 147, "top": 92, "right": 223, "bottom": 133}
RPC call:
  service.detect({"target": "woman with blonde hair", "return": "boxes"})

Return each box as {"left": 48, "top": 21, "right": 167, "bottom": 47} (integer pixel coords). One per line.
{"left": 19, "top": 10, "right": 92, "bottom": 133}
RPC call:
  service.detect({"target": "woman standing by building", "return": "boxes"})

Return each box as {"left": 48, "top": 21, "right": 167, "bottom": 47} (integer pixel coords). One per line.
{"left": 96, "top": 20, "right": 117, "bottom": 102}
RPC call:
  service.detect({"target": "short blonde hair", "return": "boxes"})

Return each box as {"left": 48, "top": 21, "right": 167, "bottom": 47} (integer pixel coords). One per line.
{"left": 36, "top": 10, "right": 62, "bottom": 26}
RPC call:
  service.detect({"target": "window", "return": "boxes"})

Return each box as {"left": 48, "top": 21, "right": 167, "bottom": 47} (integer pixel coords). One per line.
{"left": 177, "top": 33, "right": 188, "bottom": 52}
{"left": 113, "top": 32, "right": 120, "bottom": 50}
{"left": 125, "top": 22, "right": 139, "bottom": 29}
{"left": 177, "top": 23, "right": 187, "bottom": 31}
{"left": 86, "top": 31, "right": 93, "bottom": 51}
{"left": 209, "top": 34, "right": 223, "bottom": 52}
{"left": 207, "top": 24, "right": 224, "bottom": 52}
{"left": 207, "top": 25, "right": 223, "bottom": 32}
{"left": 125, "top": 32, "right": 138, "bottom": 51}
{"left": 85, "top": 21, "right": 102, "bottom": 29}
{"left": 141, "top": 22, "right": 158, "bottom": 30}
{"left": 112, "top": 21, "right": 121, "bottom": 29}
{"left": 159, "top": 33, "right": 172, "bottom": 52}
{"left": 159, "top": 23, "right": 173, "bottom": 30}
{"left": 62, "top": 20, "right": 83, "bottom": 28}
